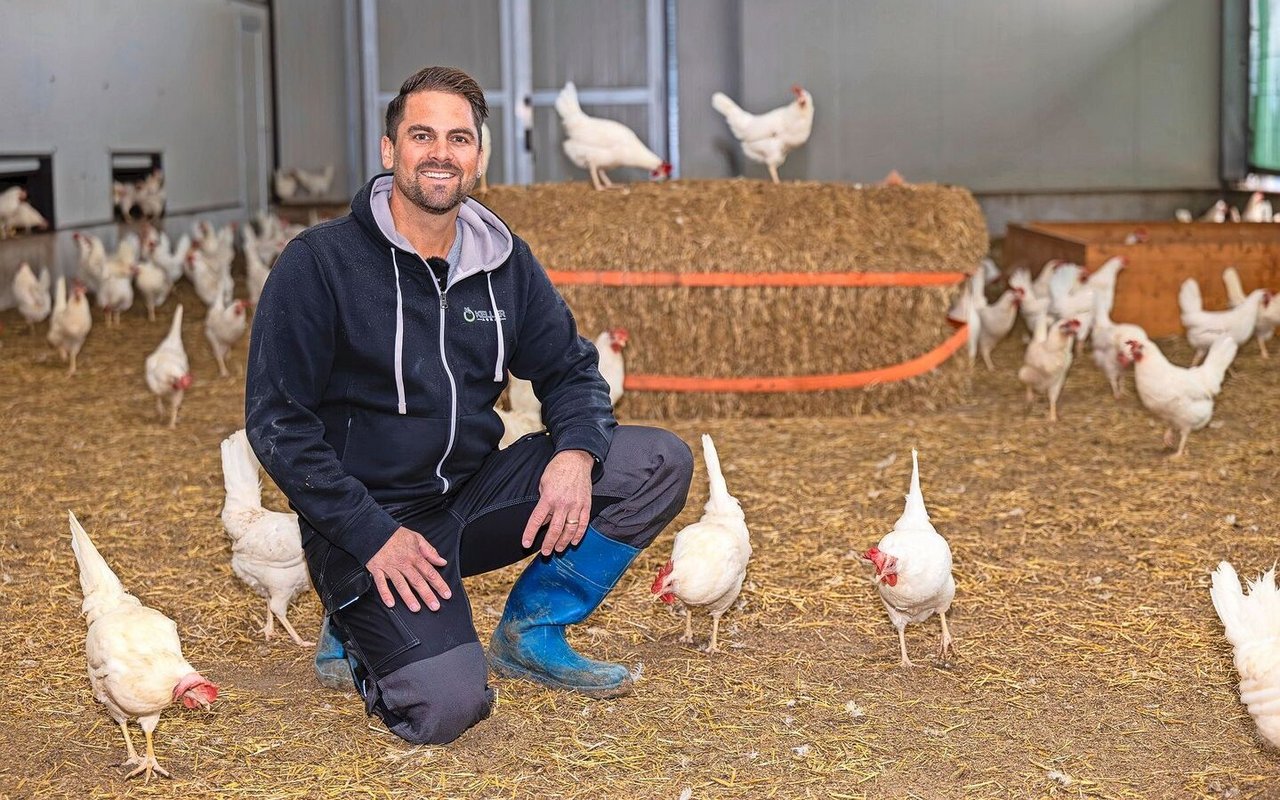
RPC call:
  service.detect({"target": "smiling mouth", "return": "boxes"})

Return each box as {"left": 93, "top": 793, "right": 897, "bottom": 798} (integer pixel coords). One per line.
{"left": 420, "top": 170, "right": 457, "bottom": 180}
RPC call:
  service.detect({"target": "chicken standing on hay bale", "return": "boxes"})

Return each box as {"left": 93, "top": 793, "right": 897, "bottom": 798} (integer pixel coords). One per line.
{"left": 556, "top": 81, "right": 672, "bottom": 190}
{"left": 69, "top": 511, "right": 219, "bottom": 784}
{"left": 711, "top": 85, "right": 814, "bottom": 184}
{"left": 651, "top": 434, "right": 752, "bottom": 654}
{"left": 862, "top": 449, "right": 955, "bottom": 668}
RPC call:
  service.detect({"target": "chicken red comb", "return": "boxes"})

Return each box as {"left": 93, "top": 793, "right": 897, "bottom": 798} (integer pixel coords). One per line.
{"left": 651, "top": 560, "right": 675, "bottom": 604}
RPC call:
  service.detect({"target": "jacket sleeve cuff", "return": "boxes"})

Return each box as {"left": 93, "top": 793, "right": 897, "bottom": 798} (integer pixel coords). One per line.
{"left": 332, "top": 496, "right": 402, "bottom": 566}
{"left": 553, "top": 425, "right": 612, "bottom": 482}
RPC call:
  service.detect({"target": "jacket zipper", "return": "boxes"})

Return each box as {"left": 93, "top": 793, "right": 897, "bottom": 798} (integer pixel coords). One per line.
{"left": 425, "top": 258, "right": 457, "bottom": 493}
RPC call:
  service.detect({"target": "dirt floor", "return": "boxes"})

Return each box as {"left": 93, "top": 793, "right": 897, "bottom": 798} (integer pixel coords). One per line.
{"left": 1, "top": 282, "right": 1278, "bottom": 800}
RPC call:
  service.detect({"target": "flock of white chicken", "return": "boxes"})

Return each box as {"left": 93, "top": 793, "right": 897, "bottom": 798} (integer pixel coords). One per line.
{"left": 12, "top": 213, "right": 300, "bottom": 427}
{"left": 951, "top": 253, "right": 1279, "bottom": 460}
{"left": 555, "top": 82, "right": 814, "bottom": 188}
{"left": 0, "top": 184, "right": 50, "bottom": 237}
{"left": 1175, "top": 192, "right": 1280, "bottom": 224}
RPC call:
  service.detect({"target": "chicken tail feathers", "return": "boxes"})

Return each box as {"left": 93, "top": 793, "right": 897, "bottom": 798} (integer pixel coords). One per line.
{"left": 220, "top": 429, "right": 264, "bottom": 513}
{"left": 1179, "top": 278, "right": 1203, "bottom": 315}
{"left": 711, "top": 91, "right": 744, "bottom": 122}
{"left": 700, "top": 434, "right": 738, "bottom": 517}
{"left": 555, "top": 81, "right": 582, "bottom": 121}
{"left": 69, "top": 510, "right": 128, "bottom": 621}
{"left": 165, "top": 303, "right": 185, "bottom": 345}
{"left": 53, "top": 275, "right": 67, "bottom": 315}
{"left": 1222, "top": 266, "right": 1247, "bottom": 308}
{"left": 1211, "top": 561, "right": 1280, "bottom": 648}
{"left": 900, "top": 449, "right": 930, "bottom": 525}
{"left": 1198, "top": 336, "right": 1239, "bottom": 394}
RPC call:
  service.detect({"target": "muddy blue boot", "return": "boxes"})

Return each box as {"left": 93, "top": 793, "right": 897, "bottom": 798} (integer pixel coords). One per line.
{"left": 314, "top": 616, "right": 356, "bottom": 691}
{"left": 488, "top": 526, "right": 640, "bottom": 698}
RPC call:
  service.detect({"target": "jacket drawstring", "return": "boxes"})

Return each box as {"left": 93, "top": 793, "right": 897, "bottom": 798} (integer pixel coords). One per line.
{"left": 390, "top": 249, "right": 407, "bottom": 414}
{"left": 487, "top": 272, "right": 505, "bottom": 382}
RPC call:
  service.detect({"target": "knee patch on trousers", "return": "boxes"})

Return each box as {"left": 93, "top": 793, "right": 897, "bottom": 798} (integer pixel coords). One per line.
{"left": 359, "top": 641, "right": 494, "bottom": 745}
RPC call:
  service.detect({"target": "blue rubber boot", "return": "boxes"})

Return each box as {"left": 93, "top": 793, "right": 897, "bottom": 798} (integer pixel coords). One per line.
{"left": 314, "top": 616, "right": 356, "bottom": 691}
{"left": 488, "top": 527, "right": 640, "bottom": 698}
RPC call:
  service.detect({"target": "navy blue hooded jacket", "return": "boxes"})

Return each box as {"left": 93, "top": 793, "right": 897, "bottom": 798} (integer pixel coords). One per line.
{"left": 245, "top": 174, "right": 615, "bottom": 596}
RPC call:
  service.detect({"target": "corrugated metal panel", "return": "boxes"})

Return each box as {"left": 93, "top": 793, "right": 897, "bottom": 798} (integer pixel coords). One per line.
{"left": 376, "top": 0, "right": 503, "bottom": 92}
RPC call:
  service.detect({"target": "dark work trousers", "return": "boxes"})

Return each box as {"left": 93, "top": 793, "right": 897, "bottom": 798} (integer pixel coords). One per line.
{"left": 315, "top": 425, "right": 693, "bottom": 745}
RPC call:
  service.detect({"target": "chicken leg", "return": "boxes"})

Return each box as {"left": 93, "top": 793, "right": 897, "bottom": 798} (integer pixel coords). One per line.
{"left": 1259, "top": 336, "right": 1270, "bottom": 359}
{"left": 264, "top": 597, "right": 315, "bottom": 647}
{"left": 167, "top": 393, "right": 183, "bottom": 429}
{"left": 587, "top": 166, "right": 606, "bottom": 192}
{"left": 116, "top": 718, "right": 141, "bottom": 768}
{"left": 126, "top": 721, "right": 170, "bottom": 783}
{"left": 937, "top": 611, "right": 954, "bottom": 661}
{"left": 1173, "top": 428, "right": 1191, "bottom": 459}
{"left": 706, "top": 612, "right": 724, "bottom": 654}
{"left": 768, "top": 164, "right": 780, "bottom": 184}
{"left": 896, "top": 625, "right": 915, "bottom": 668}
{"left": 214, "top": 350, "right": 229, "bottom": 378}
{"left": 679, "top": 609, "right": 694, "bottom": 644}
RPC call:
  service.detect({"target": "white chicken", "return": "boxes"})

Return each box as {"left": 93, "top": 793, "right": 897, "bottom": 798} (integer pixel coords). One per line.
{"left": 1178, "top": 278, "right": 1267, "bottom": 364}
{"left": 651, "top": 435, "right": 752, "bottom": 654}
{"left": 220, "top": 429, "right": 314, "bottom": 646}
{"left": 711, "top": 85, "right": 814, "bottom": 184}
{"left": 72, "top": 232, "right": 108, "bottom": 294}
{"left": 47, "top": 277, "right": 93, "bottom": 375}
{"left": 496, "top": 407, "right": 543, "bottom": 449}
{"left": 98, "top": 258, "right": 137, "bottom": 328}
{"left": 1118, "top": 328, "right": 1237, "bottom": 458}
{"left": 975, "top": 287, "right": 1022, "bottom": 370}
{"left": 294, "top": 164, "right": 335, "bottom": 197}
{"left": 187, "top": 250, "right": 232, "bottom": 308}
{"left": 1008, "top": 267, "right": 1051, "bottom": 337}
{"left": 1242, "top": 191, "right": 1274, "bottom": 224}
{"left": 244, "top": 235, "right": 272, "bottom": 307}
{"left": 593, "top": 327, "right": 629, "bottom": 406}
{"left": 1222, "top": 266, "right": 1280, "bottom": 358}
{"left": 152, "top": 232, "right": 191, "bottom": 285}
{"left": 476, "top": 121, "right": 491, "bottom": 194}
{"left": 1018, "top": 317, "right": 1080, "bottom": 422}
{"left": 12, "top": 262, "right": 52, "bottom": 332}
{"left": 133, "top": 257, "right": 172, "bottom": 322}
{"left": 0, "top": 185, "right": 24, "bottom": 221}
{"left": 144, "top": 305, "right": 193, "bottom": 429}
{"left": 1089, "top": 299, "right": 1142, "bottom": 400}
{"left": 4, "top": 199, "right": 49, "bottom": 234}
{"left": 135, "top": 170, "right": 166, "bottom": 220}
{"left": 861, "top": 449, "right": 955, "bottom": 668}
{"left": 204, "top": 294, "right": 249, "bottom": 377}
{"left": 69, "top": 511, "right": 218, "bottom": 783}
{"left": 1209, "top": 561, "right": 1280, "bottom": 751}
{"left": 273, "top": 168, "right": 298, "bottom": 201}
{"left": 556, "top": 81, "right": 672, "bottom": 191}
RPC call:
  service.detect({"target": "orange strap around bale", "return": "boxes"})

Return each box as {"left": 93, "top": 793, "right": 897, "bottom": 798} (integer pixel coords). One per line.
{"left": 543, "top": 269, "right": 970, "bottom": 288}
{"left": 623, "top": 325, "right": 970, "bottom": 393}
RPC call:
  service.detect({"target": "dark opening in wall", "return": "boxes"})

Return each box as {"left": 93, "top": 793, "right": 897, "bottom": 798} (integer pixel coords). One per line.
{"left": 0, "top": 154, "right": 55, "bottom": 234}
{"left": 111, "top": 151, "right": 165, "bottom": 222}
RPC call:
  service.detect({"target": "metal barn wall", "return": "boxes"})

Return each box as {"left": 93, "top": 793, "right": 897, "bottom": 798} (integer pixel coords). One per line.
{"left": 732, "top": 0, "right": 1220, "bottom": 191}
{"left": 0, "top": 0, "right": 264, "bottom": 229}
{"left": 274, "top": 0, "right": 354, "bottom": 200}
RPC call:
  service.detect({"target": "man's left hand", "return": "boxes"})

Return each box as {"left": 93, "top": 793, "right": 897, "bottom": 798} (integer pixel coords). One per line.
{"left": 522, "top": 449, "right": 595, "bottom": 556}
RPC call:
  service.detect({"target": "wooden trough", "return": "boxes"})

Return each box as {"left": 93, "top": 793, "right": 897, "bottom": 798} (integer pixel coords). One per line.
{"left": 1003, "top": 221, "right": 1280, "bottom": 337}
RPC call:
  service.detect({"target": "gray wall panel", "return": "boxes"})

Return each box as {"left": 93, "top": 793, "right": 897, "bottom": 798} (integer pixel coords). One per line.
{"left": 733, "top": 0, "right": 1219, "bottom": 191}
{"left": 532, "top": 0, "right": 648, "bottom": 88}
{"left": 275, "top": 0, "right": 353, "bottom": 197}
{"left": 0, "top": 0, "right": 251, "bottom": 227}
{"left": 376, "top": 0, "right": 502, "bottom": 93}
{"left": 674, "top": 0, "right": 740, "bottom": 178}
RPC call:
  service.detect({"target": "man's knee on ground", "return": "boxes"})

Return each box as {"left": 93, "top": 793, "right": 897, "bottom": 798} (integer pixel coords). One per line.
{"left": 372, "top": 642, "right": 494, "bottom": 745}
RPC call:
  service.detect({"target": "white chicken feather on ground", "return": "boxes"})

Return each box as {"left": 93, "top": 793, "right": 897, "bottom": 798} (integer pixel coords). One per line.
{"left": 47, "top": 276, "right": 93, "bottom": 376}
{"left": 1018, "top": 316, "right": 1079, "bottom": 422}
{"left": 1222, "top": 266, "right": 1280, "bottom": 358}
{"left": 144, "top": 305, "right": 192, "bottom": 429}
{"left": 1119, "top": 328, "right": 1237, "bottom": 458}
{"left": 556, "top": 81, "right": 670, "bottom": 190}
{"left": 69, "top": 511, "right": 218, "bottom": 783}
{"left": 710, "top": 85, "right": 814, "bottom": 184}
{"left": 862, "top": 449, "right": 955, "bottom": 668}
{"left": 651, "top": 434, "right": 752, "bottom": 654}
{"left": 1210, "top": 562, "right": 1280, "bottom": 751}
{"left": 1179, "top": 277, "right": 1266, "bottom": 364}
{"left": 220, "top": 430, "right": 314, "bottom": 646}
{"left": 12, "top": 262, "right": 52, "bottom": 331}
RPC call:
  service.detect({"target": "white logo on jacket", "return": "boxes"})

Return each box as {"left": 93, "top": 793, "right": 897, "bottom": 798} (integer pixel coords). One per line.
{"left": 462, "top": 307, "right": 507, "bottom": 323}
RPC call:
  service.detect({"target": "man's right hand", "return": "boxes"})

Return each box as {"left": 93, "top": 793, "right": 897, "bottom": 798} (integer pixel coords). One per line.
{"left": 365, "top": 526, "right": 452, "bottom": 612}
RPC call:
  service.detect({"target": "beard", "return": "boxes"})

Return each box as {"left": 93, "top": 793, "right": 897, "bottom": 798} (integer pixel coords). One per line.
{"left": 395, "top": 159, "right": 478, "bottom": 215}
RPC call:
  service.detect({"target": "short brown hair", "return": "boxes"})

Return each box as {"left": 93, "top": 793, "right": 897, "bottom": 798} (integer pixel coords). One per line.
{"left": 384, "top": 66, "right": 489, "bottom": 142}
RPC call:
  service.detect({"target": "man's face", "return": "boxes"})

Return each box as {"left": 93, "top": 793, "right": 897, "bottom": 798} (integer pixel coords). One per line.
{"left": 381, "top": 91, "right": 481, "bottom": 215}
